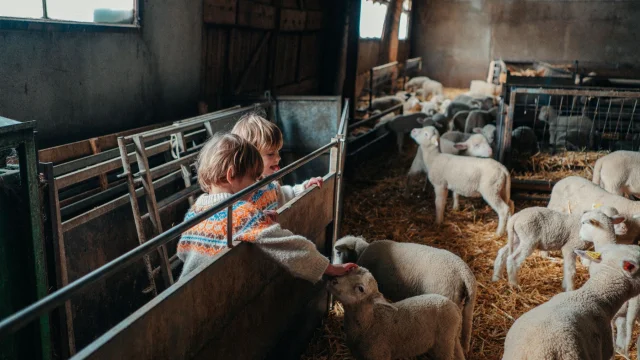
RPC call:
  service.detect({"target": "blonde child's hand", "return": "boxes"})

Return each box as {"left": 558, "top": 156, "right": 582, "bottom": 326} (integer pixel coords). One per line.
{"left": 324, "top": 263, "right": 358, "bottom": 277}
{"left": 264, "top": 210, "right": 278, "bottom": 222}
{"left": 305, "top": 177, "right": 323, "bottom": 189}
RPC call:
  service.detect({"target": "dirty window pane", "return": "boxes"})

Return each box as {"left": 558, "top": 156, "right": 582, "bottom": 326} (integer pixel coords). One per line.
{"left": 0, "top": 0, "right": 43, "bottom": 19}
{"left": 359, "top": 0, "right": 387, "bottom": 39}
{"left": 403, "top": 0, "right": 411, "bottom": 12}
{"left": 46, "top": 0, "right": 134, "bottom": 23}
{"left": 398, "top": 12, "right": 408, "bottom": 40}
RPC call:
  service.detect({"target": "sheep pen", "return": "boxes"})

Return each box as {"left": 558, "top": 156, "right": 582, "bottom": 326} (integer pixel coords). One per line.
{"left": 300, "top": 142, "right": 635, "bottom": 360}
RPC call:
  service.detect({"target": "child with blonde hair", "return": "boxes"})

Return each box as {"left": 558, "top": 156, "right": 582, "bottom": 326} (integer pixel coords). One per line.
{"left": 177, "top": 133, "right": 356, "bottom": 280}
{"left": 231, "top": 113, "right": 323, "bottom": 217}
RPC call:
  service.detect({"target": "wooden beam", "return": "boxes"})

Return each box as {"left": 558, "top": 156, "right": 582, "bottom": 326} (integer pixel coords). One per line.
{"left": 342, "top": 0, "right": 362, "bottom": 118}
{"left": 234, "top": 31, "right": 272, "bottom": 95}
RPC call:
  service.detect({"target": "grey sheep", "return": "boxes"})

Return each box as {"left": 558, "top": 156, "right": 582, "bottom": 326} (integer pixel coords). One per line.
{"left": 463, "top": 109, "right": 495, "bottom": 133}
{"left": 445, "top": 102, "right": 475, "bottom": 120}
{"left": 452, "top": 94, "right": 495, "bottom": 111}
{"left": 327, "top": 266, "right": 466, "bottom": 360}
{"left": 502, "top": 244, "right": 640, "bottom": 360}
{"left": 410, "top": 126, "right": 514, "bottom": 235}
{"left": 592, "top": 150, "right": 640, "bottom": 198}
{"left": 450, "top": 111, "right": 471, "bottom": 132}
{"left": 334, "top": 236, "right": 477, "bottom": 354}
{"left": 538, "top": 105, "right": 594, "bottom": 150}
{"left": 371, "top": 95, "right": 403, "bottom": 112}
{"left": 404, "top": 76, "right": 430, "bottom": 92}
{"left": 423, "top": 113, "right": 449, "bottom": 130}
{"left": 492, "top": 207, "right": 625, "bottom": 291}
{"left": 548, "top": 176, "right": 640, "bottom": 244}
{"left": 386, "top": 113, "right": 431, "bottom": 153}
{"left": 511, "top": 126, "right": 538, "bottom": 154}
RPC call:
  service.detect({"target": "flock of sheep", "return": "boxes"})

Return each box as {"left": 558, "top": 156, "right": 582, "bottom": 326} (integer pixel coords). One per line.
{"left": 328, "top": 76, "right": 640, "bottom": 359}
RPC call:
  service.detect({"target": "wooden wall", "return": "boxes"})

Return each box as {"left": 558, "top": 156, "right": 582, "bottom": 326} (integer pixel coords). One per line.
{"left": 201, "top": 0, "right": 327, "bottom": 108}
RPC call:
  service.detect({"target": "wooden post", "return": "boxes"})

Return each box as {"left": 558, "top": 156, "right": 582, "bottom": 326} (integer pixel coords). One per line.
{"left": 342, "top": 0, "right": 361, "bottom": 119}
{"left": 378, "top": 0, "right": 403, "bottom": 92}
{"left": 89, "top": 138, "right": 109, "bottom": 191}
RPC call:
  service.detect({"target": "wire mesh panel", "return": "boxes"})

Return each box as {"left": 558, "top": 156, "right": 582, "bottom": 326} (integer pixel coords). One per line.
{"left": 497, "top": 88, "right": 640, "bottom": 167}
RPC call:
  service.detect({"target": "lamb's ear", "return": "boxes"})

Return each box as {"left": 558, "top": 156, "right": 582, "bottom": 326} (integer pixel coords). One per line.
{"left": 430, "top": 136, "right": 439, "bottom": 147}
{"left": 589, "top": 219, "right": 600, "bottom": 227}
{"left": 373, "top": 295, "right": 398, "bottom": 312}
{"left": 575, "top": 250, "right": 602, "bottom": 263}
{"left": 610, "top": 215, "right": 626, "bottom": 225}
{"left": 454, "top": 143, "right": 468, "bottom": 150}
{"left": 472, "top": 127, "right": 483, "bottom": 134}
{"left": 335, "top": 240, "right": 355, "bottom": 252}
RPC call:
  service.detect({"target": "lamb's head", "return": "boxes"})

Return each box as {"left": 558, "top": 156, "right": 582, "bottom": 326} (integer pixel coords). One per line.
{"left": 327, "top": 267, "right": 398, "bottom": 311}
{"left": 455, "top": 133, "right": 493, "bottom": 158}
{"left": 411, "top": 126, "right": 440, "bottom": 149}
{"left": 474, "top": 124, "right": 496, "bottom": 145}
{"left": 334, "top": 236, "right": 369, "bottom": 264}
{"left": 417, "top": 116, "right": 445, "bottom": 132}
{"left": 593, "top": 204, "right": 628, "bottom": 236}
{"left": 538, "top": 106, "right": 557, "bottom": 123}
{"left": 575, "top": 244, "right": 640, "bottom": 283}
{"left": 579, "top": 209, "right": 626, "bottom": 244}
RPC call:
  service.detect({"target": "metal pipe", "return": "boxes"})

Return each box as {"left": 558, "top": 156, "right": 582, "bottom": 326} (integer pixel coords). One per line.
{"left": 348, "top": 103, "right": 402, "bottom": 131}
{"left": 0, "top": 138, "right": 338, "bottom": 338}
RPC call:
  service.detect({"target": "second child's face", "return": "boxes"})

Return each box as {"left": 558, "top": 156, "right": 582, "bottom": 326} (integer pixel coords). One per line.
{"left": 261, "top": 146, "right": 282, "bottom": 176}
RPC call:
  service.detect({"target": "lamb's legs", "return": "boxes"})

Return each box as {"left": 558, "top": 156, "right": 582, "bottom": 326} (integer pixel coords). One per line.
{"left": 561, "top": 246, "right": 578, "bottom": 291}
{"left": 434, "top": 185, "right": 448, "bottom": 225}
{"left": 454, "top": 339, "right": 465, "bottom": 360}
{"left": 539, "top": 250, "right": 551, "bottom": 259}
{"left": 429, "top": 337, "right": 457, "bottom": 360}
{"left": 614, "top": 316, "right": 628, "bottom": 355}
{"left": 492, "top": 245, "right": 509, "bottom": 281}
{"left": 452, "top": 192, "right": 460, "bottom": 211}
{"left": 483, "top": 194, "right": 510, "bottom": 236}
{"left": 506, "top": 243, "right": 534, "bottom": 286}
{"left": 622, "top": 296, "right": 639, "bottom": 356}
{"left": 461, "top": 294, "right": 475, "bottom": 355}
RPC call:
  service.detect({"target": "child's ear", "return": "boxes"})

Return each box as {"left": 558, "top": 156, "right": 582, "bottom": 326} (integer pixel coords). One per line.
{"left": 226, "top": 167, "right": 236, "bottom": 183}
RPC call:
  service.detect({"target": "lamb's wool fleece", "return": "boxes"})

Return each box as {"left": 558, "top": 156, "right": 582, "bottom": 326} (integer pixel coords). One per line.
{"left": 405, "top": 76, "right": 430, "bottom": 92}
{"left": 334, "top": 236, "right": 477, "bottom": 353}
{"left": 410, "top": 126, "right": 513, "bottom": 235}
{"left": 371, "top": 95, "right": 403, "bottom": 111}
{"left": 327, "top": 266, "right": 465, "bottom": 360}
{"left": 492, "top": 207, "right": 623, "bottom": 291}
{"left": 502, "top": 244, "right": 640, "bottom": 360}
{"left": 548, "top": 176, "right": 640, "bottom": 244}
{"left": 421, "top": 79, "right": 444, "bottom": 98}
{"left": 592, "top": 150, "right": 640, "bottom": 197}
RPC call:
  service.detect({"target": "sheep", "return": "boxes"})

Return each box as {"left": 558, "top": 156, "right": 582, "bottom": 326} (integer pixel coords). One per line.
{"left": 410, "top": 126, "right": 513, "bottom": 235}
{"left": 421, "top": 113, "right": 449, "bottom": 130}
{"left": 326, "top": 266, "right": 466, "bottom": 360}
{"left": 334, "top": 236, "right": 477, "bottom": 354}
{"left": 482, "top": 124, "right": 496, "bottom": 147}
{"left": 371, "top": 95, "right": 404, "bottom": 112}
{"left": 445, "top": 101, "right": 475, "bottom": 120}
{"left": 469, "top": 80, "right": 500, "bottom": 97}
{"left": 538, "top": 105, "right": 594, "bottom": 150}
{"left": 405, "top": 132, "right": 493, "bottom": 198}
{"left": 405, "top": 76, "right": 429, "bottom": 92}
{"left": 592, "top": 151, "right": 640, "bottom": 198}
{"left": 420, "top": 101, "right": 439, "bottom": 116}
{"left": 450, "top": 111, "right": 471, "bottom": 132}
{"left": 421, "top": 79, "right": 444, "bottom": 99}
{"left": 386, "top": 113, "right": 433, "bottom": 153}
{"left": 403, "top": 95, "right": 422, "bottom": 114}
{"left": 463, "top": 109, "right": 494, "bottom": 133}
{"left": 511, "top": 126, "right": 538, "bottom": 154}
{"left": 548, "top": 176, "right": 640, "bottom": 244}
{"left": 502, "top": 244, "right": 640, "bottom": 360}
{"left": 440, "top": 99, "right": 452, "bottom": 113}
{"left": 492, "top": 208, "right": 625, "bottom": 291}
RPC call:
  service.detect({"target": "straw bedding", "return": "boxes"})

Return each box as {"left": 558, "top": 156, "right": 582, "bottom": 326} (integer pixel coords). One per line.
{"left": 301, "top": 143, "right": 635, "bottom": 360}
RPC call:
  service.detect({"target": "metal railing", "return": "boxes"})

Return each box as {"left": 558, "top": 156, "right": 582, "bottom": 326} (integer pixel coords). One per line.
{"left": 0, "top": 100, "right": 349, "bottom": 348}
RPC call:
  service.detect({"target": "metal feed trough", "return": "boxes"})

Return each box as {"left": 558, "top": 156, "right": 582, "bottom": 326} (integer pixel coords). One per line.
{"left": 3, "top": 97, "right": 347, "bottom": 359}
{"left": 496, "top": 86, "right": 640, "bottom": 198}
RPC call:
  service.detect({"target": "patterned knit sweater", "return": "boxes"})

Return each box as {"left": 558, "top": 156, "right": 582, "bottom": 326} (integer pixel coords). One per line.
{"left": 251, "top": 180, "right": 309, "bottom": 212}
{"left": 177, "top": 192, "right": 329, "bottom": 282}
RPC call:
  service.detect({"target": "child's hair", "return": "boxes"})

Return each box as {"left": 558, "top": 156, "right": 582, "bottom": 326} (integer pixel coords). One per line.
{"left": 196, "top": 133, "right": 263, "bottom": 193}
{"left": 231, "top": 112, "right": 283, "bottom": 153}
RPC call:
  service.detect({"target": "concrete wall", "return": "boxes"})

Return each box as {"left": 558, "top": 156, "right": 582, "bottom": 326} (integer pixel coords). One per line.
{"left": 413, "top": 0, "right": 640, "bottom": 87}
{"left": 0, "top": 0, "right": 202, "bottom": 148}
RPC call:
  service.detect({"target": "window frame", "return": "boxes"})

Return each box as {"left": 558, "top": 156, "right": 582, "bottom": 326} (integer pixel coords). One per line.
{"left": 359, "top": 0, "right": 389, "bottom": 40}
{"left": 0, "top": 0, "right": 140, "bottom": 33}
{"left": 398, "top": 0, "right": 411, "bottom": 41}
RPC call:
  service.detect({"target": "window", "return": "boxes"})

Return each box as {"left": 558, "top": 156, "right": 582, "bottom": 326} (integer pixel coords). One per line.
{"left": 398, "top": 0, "right": 410, "bottom": 40}
{"left": 359, "top": 0, "right": 387, "bottom": 39}
{"left": 0, "top": 0, "right": 137, "bottom": 25}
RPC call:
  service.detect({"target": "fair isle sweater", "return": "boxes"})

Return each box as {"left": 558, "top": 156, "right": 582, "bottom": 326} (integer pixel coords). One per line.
{"left": 177, "top": 192, "right": 329, "bottom": 282}
{"left": 251, "top": 180, "right": 310, "bottom": 212}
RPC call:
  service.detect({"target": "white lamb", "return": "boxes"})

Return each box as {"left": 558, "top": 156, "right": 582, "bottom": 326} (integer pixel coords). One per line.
{"left": 327, "top": 266, "right": 465, "bottom": 360}
{"left": 422, "top": 79, "right": 444, "bottom": 99}
{"left": 468, "top": 80, "right": 500, "bottom": 97}
{"left": 420, "top": 101, "right": 439, "bottom": 116}
{"left": 492, "top": 208, "right": 625, "bottom": 291}
{"left": 538, "top": 105, "right": 594, "bottom": 150}
{"left": 410, "top": 126, "right": 513, "bottom": 235}
{"left": 334, "top": 236, "right": 477, "bottom": 354}
{"left": 592, "top": 150, "right": 640, "bottom": 198}
{"left": 502, "top": 244, "right": 640, "bottom": 360}
{"left": 405, "top": 76, "right": 430, "bottom": 92}
{"left": 548, "top": 176, "right": 640, "bottom": 244}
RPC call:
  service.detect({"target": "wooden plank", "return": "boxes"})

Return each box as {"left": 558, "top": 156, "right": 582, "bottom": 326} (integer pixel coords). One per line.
{"left": 305, "top": 10, "right": 322, "bottom": 30}
{"left": 89, "top": 138, "right": 109, "bottom": 191}
{"left": 280, "top": 9, "right": 306, "bottom": 31}
{"left": 237, "top": 0, "right": 276, "bottom": 29}
{"left": 234, "top": 32, "right": 272, "bottom": 94}
{"left": 203, "top": 0, "right": 237, "bottom": 25}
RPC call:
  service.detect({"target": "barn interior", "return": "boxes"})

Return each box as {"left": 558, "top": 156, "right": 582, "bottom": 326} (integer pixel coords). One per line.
{"left": 1, "top": 1, "right": 640, "bottom": 359}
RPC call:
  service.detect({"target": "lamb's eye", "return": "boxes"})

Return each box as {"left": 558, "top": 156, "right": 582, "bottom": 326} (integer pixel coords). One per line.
{"left": 357, "top": 285, "right": 365, "bottom": 293}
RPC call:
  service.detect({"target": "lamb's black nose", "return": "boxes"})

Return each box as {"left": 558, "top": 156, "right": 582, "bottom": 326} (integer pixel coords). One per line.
{"left": 331, "top": 278, "right": 339, "bottom": 286}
